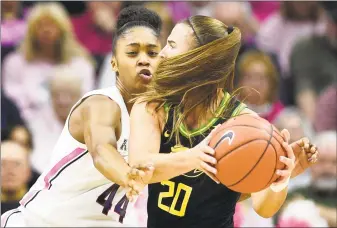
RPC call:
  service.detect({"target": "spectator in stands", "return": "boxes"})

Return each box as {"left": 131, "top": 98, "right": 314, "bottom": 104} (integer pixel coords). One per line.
{"left": 277, "top": 199, "right": 328, "bottom": 227}
{"left": 1, "top": 91, "right": 25, "bottom": 133}
{"left": 213, "top": 2, "right": 260, "bottom": 64}
{"left": 72, "top": 2, "right": 121, "bottom": 74}
{"left": 290, "top": 2, "right": 337, "bottom": 122}
{"left": 144, "top": 2, "right": 174, "bottom": 47}
{"left": 274, "top": 107, "right": 314, "bottom": 143}
{"left": 1, "top": 141, "right": 32, "bottom": 214}
{"left": 256, "top": 2, "right": 325, "bottom": 106}
{"left": 2, "top": 2, "right": 94, "bottom": 123}
{"left": 1, "top": 123, "right": 40, "bottom": 189}
{"left": 189, "top": 2, "right": 213, "bottom": 17}
{"left": 273, "top": 107, "right": 314, "bottom": 191}
{"left": 277, "top": 131, "right": 337, "bottom": 227}
{"left": 314, "top": 85, "right": 337, "bottom": 132}
{"left": 213, "top": 2, "right": 259, "bottom": 43}
{"left": 250, "top": 1, "right": 280, "bottom": 22}
{"left": 236, "top": 50, "right": 284, "bottom": 123}
{"left": 29, "top": 67, "right": 83, "bottom": 174}
{"left": 1, "top": 1, "right": 27, "bottom": 63}
{"left": 257, "top": 1, "right": 325, "bottom": 75}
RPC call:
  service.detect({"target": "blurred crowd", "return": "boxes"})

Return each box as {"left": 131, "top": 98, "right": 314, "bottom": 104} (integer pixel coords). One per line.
{"left": 1, "top": 1, "right": 336, "bottom": 227}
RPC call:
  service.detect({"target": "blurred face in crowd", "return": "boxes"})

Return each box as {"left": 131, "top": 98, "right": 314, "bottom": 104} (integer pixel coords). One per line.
{"left": 239, "top": 61, "right": 270, "bottom": 105}
{"left": 10, "top": 126, "right": 32, "bottom": 149}
{"left": 159, "top": 23, "right": 195, "bottom": 59}
{"left": 274, "top": 112, "right": 305, "bottom": 143}
{"left": 1, "top": 141, "right": 31, "bottom": 192}
{"left": 213, "top": 2, "right": 249, "bottom": 39}
{"left": 282, "top": 1, "right": 320, "bottom": 20}
{"left": 112, "top": 26, "right": 161, "bottom": 93}
{"left": 310, "top": 138, "right": 336, "bottom": 193}
{"left": 1, "top": 1, "right": 20, "bottom": 19}
{"left": 87, "top": 2, "right": 121, "bottom": 33}
{"left": 190, "top": 2, "right": 209, "bottom": 8}
{"left": 35, "top": 15, "right": 62, "bottom": 46}
{"left": 50, "top": 74, "right": 82, "bottom": 123}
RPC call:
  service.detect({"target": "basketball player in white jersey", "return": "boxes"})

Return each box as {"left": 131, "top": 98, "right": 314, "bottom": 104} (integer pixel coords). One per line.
{"left": 1, "top": 6, "right": 163, "bottom": 227}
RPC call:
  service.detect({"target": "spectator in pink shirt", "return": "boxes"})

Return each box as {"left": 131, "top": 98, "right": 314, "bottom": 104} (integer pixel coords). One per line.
{"left": 1, "top": 1, "right": 27, "bottom": 63}
{"left": 71, "top": 2, "right": 121, "bottom": 74}
{"left": 2, "top": 2, "right": 95, "bottom": 123}
{"left": 236, "top": 50, "right": 284, "bottom": 123}
{"left": 250, "top": 1, "right": 280, "bottom": 22}
{"left": 256, "top": 2, "right": 325, "bottom": 76}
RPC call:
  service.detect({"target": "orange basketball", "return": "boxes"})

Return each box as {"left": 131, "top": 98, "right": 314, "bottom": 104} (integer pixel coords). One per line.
{"left": 209, "top": 114, "right": 287, "bottom": 193}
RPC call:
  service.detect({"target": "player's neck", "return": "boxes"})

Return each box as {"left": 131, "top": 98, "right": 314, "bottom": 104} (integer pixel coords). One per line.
{"left": 185, "top": 90, "right": 224, "bottom": 130}
{"left": 116, "top": 77, "right": 134, "bottom": 113}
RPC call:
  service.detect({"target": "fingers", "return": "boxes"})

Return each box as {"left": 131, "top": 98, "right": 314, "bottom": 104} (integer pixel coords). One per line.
{"left": 310, "top": 144, "right": 317, "bottom": 154}
{"left": 200, "top": 152, "right": 217, "bottom": 165}
{"left": 281, "top": 129, "right": 290, "bottom": 142}
{"left": 272, "top": 175, "right": 286, "bottom": 184}
{"left": 200, "top": 161, "right": 217, "bottom": 175}
{"left": 280, "top": 155, "right": 295, "bottom": 170}
{"left": 204, "top": 170, "right": 220, "bottom": 184}
{"left": 298, "top": 137, "right": 309, "bottom": 147}
{"left": 276, "top": 169, "right": 291, "bottom": 178}
{"left": 127, "top": 179, "right": 141, "bottom": 195}
{"left": 202, "top": 146, "right": 215, "bottom": 156}
{"left": 282, "top": 142, "right": 295, "bottom": 161}
{"left": 128, "top": 168, "right": 145, "bottom": 179}
{"left": 309, "top": 151, "right": 318, "bottom": 163}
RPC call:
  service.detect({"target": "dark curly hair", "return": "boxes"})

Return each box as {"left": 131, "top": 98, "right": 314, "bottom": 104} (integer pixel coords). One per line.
{"left": 112, "top": 6, "right": 162, "bottom": 53}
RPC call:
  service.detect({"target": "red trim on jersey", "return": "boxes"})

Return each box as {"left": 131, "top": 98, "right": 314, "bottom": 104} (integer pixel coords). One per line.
{"left": 44, "top": 147, "right": 86, "bottom": 189}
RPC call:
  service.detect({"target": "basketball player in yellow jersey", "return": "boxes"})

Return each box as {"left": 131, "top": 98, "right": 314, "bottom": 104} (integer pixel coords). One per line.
{"left": 126, "top": 16, "right": 318, "bottom": 228}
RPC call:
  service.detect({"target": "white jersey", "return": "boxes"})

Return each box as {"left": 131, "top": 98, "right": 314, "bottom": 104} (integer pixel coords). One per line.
{"left": 18, "top": 87, "right": 134, "bottom": 227}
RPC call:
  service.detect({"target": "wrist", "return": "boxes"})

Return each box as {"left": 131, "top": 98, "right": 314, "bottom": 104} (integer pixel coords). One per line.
{"left": 186, "top": 148, "right": 199, "bottom": 169}
{"left": 270, "top": 176, "right": 290, "bottom": 193}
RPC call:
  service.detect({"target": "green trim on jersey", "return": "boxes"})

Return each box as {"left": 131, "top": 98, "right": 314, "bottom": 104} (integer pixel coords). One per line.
{"left": 163, "top": 93, "right": 247, "bottom": 138}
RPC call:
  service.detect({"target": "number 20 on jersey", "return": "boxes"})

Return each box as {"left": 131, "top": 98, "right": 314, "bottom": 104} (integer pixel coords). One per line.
{"left": 157, "top": 181, "right": 192, "bottom": 217}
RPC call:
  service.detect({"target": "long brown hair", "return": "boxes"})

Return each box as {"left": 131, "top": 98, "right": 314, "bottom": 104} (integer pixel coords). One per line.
{"left": 137, "top": 15, "right": 242, "bottom": 142}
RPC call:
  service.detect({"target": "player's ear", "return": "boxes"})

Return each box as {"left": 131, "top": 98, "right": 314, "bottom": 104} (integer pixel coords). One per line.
{"left": 111, "top": 56, "right": 118, "bottom": 73}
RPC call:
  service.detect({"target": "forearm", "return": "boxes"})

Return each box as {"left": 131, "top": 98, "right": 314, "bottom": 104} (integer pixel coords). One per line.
{"left": 131, "top": 150, "right": 196, "bottom": 184}
{"left": 93, "top": 144, "right": 130, "bottom": 187}
{"left": 252, "top": 186, "right": 288, "bottom": 218}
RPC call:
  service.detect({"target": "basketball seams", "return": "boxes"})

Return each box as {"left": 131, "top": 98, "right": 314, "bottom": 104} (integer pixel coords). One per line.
{"left": 264, "top": 129, "right": 279, "bottom": 188}
{"left": 226, "top": 123, "right": 274, "bottom": 188}
{"left": 214, "top": 138, "right": 268, "bottom": 159}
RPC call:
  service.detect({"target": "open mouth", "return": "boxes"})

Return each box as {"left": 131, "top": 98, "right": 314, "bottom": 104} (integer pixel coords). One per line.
{"left": 138, "top": 69, "right": 153, "bottom": 82}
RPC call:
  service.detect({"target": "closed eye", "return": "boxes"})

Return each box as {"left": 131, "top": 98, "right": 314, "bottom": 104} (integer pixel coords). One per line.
{"left": 127, "top": 51, "right": 137, "bottom": 54}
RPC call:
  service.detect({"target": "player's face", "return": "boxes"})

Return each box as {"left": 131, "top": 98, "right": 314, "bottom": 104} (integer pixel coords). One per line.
{"left": 159, "top": 23, "right": 195, "bottom": 59}
{"left": 112, "top": 27, "right": 161, "bottom": 93}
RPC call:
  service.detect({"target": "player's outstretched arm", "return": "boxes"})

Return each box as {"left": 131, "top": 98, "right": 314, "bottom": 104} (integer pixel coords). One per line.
{"left": 75, "top": 95, "right": 130, "bottom": 187}
{"left": 128, "top": 102, "right": 217, "bottom": 184}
